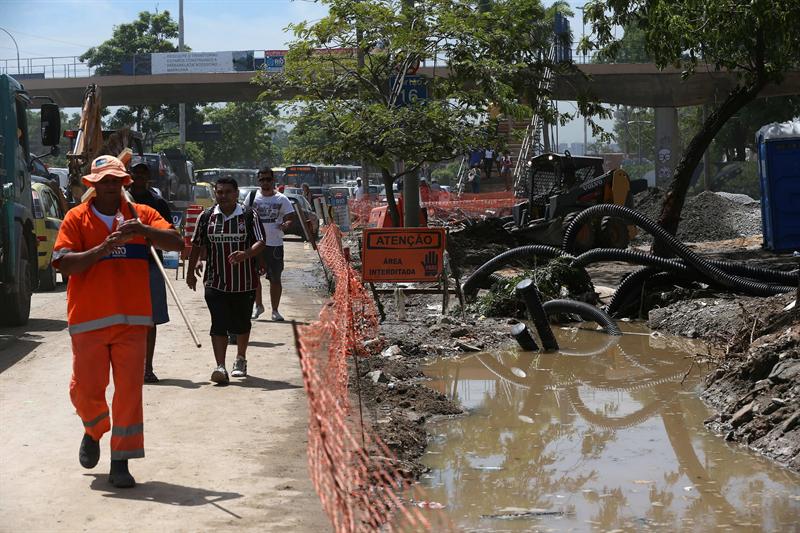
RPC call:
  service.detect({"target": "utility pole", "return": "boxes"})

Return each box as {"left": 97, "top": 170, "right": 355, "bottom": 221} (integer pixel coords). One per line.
{"left": 581, "top": 5, "right": 587, "bottom": 156}
{"left": 178, "top": 0, "right": 186, "bottom": 152}
{"left": 401, "top": 0, "right": 420, "bottom": 227}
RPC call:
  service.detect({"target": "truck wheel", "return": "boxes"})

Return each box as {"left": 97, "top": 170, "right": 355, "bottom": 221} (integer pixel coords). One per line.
{"left": 599, "top": 216, "right": 630, "bottom": 249}
{"left": 0, "top": 227, "right": 33, "bottom": 326}
{"left": 38, "top": 262, "right": 57, "bottom": 291}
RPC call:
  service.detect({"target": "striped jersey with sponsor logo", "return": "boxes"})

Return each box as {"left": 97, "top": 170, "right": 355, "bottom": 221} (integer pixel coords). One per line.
{"left": 192, "top": 204, "right": 264, "bottom": 292}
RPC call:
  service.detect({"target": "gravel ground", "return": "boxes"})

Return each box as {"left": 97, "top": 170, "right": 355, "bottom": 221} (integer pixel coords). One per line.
{"left": 633, "top": 189, "right": 762, "bottom": 243}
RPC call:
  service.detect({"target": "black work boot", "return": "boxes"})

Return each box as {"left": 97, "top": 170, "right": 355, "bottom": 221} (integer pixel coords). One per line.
{"left": 108, "top": 460, "right": 136, "bottom": 488}
{"left": 79, "top": 433, "right": 100, "bottom": 469}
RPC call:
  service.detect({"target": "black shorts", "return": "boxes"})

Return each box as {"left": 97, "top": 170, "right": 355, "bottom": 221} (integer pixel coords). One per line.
{"left": 204, "top": 287, "right": 256, "bottom": 336}
{"left": 262, "top": 246, "right": 284, "bottom": 282}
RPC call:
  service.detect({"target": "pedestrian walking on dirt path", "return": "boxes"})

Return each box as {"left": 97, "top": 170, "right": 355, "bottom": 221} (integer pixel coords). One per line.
{"left": 245, "top": 167, "right": 296, "bottom": 322}
{"left": 52, "top": 155, "right": 183, "bottom": 489}
{"left": 187, "top": 177, "right": 266, "bottom": 385}
{"left": 127, "top": 157, "right": 174, "bottom": 383}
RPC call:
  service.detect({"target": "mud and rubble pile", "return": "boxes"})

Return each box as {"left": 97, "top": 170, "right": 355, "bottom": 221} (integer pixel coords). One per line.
{"left": 648, "top": 292, "right": 799, "bottom": 472}
{"left": 633, "top": 189, "right": 762, "bottom": 243}
{"left": 446, "top": 218, "right": 519, "bottom": 268}
{"left": 352, "top": 295, "right": 516, "bottom": 476}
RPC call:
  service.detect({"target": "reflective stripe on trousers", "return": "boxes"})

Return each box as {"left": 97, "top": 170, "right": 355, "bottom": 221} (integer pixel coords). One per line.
{"left": 69, "top": 314, "right": 153, "bottom": 335}
{"left": 70, "top": 324, "right": 147, "bottom": 459}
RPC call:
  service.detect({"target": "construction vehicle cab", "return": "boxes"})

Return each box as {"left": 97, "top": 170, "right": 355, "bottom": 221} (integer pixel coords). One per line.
{"left": 0, "top": 74, "right": 61, "bottom": 325}
{"left": 510, "top": 151, "right": 647, "bottom": 251}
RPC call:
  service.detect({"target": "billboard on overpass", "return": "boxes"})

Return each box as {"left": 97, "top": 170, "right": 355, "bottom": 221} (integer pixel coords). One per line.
{"left": 129, "top": 51, "right": 256, "bottom": 75}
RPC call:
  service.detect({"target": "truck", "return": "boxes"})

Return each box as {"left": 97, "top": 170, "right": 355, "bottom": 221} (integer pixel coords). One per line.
{"left": 0, "top": 74, "right": 61, "bottom": 325}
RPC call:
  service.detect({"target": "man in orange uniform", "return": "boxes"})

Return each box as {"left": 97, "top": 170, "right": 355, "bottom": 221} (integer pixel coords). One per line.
{"left": 53, "top": 155, "right": 183, "bottom": 488}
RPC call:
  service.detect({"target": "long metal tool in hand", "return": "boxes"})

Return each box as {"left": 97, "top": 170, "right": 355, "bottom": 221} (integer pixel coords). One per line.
{"left": 124, "top": 193, "right": 202, "bottom": 347}
{"left": 148, "top": 246, "right": 202, "bottom": 347}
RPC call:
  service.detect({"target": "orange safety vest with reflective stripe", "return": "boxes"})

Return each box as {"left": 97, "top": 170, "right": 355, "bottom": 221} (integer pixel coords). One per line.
{"left": 53, "top": 200, "right": 173, "bottom": 335}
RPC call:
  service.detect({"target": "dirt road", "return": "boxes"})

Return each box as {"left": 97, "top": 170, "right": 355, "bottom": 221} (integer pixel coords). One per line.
{"left": 0, "top": 240, "right": 329, "bottom": 532}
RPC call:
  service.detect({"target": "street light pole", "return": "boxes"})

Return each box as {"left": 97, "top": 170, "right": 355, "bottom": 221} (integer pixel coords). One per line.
{"left": 0, "top": 27, "right": 21, "bottom": 74}
{"left": 581, "top": 5, "right": 587, "bottom": 155}
{"left": 626, "top": 115, "right": 652, "bottom": 164}
{"left": 178, "top": 0, "right": 186, "bottom": 151}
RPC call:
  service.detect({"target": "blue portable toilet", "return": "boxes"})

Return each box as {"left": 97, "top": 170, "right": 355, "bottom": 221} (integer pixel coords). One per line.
{"left": 756, "top": 120, "right": 800, "bottom": 251}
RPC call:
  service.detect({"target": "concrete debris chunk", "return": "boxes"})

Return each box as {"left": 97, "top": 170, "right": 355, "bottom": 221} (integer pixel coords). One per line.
{"left": 768, "top": 359, "right": 800, "bottom": 384}
{"left": 730, "top": 401, "right": 754, "bottom": 428}
{"left": 367, "top": 370, "right": 390, "bottom": 384}
{"left": 455, "top": 341, "right": 482, "bottom": 352}
{"left": 380, "top": 345, "right": 403, "bottom": 359}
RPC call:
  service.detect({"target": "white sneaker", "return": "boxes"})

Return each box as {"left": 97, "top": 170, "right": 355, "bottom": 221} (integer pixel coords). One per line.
{"left": 271, "top": 310, "right": 284, "bottom": 322}
{"left": 231, "top": 357, "right": 247, "bottom": 378}
{"left": 251, "top": 304, "right": 265, "bottom": 319}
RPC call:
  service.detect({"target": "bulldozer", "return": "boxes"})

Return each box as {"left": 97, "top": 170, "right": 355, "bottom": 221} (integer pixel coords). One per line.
{"left": 508, "top": 151, "right": 647, "bottom": 251}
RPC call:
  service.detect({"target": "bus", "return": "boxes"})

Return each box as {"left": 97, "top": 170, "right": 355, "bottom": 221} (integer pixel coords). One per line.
{"left": 283, "top": 164, "right": 362, "bottom": 188}
{"left": 272, "top": 167, "right": 286, "bottom": 183}
{"left": 193, "top": 168, "right": 259, "bottom": 187}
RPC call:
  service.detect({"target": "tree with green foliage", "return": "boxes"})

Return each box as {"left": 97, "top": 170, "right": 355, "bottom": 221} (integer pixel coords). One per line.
{"left": 581, "top": 0, "right": 800, "bottom": 254}
{"left": 26, "top": 110, "right": 81, "bottom": 168}
{"left": 153, "top": 138, "right": 206, "bottom": 169}
{"left": 592, "top": 25, "right": 650, "bottom": 64}
{"left": 259, "top": 0, "right": 608, "bottom": 225}
{"left": 201, "top": 102, "right": 280, "bottom": 169}
{"left": 81, "top": 10, "right": 195, "bottom": 137}
{"left": 80, "top": 11, "right": 183, "bottom": 75}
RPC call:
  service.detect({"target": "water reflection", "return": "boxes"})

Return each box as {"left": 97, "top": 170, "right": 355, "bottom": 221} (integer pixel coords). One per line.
{"left": 422, "top": 323, "right": 800, "bottom": 531}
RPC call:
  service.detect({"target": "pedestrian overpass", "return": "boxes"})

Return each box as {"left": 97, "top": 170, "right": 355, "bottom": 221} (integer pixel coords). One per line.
{"left": 16, "top": 59, "right": 800, "bottom": 190}
{"left": 19, "top": 63, "right": 800, "bottom": 108}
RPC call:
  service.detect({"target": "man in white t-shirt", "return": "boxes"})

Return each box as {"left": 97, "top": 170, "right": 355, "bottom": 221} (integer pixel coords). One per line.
{"left": 247, "top": 168, "right": 296, "bottom": 321}
{"left": 354, "top": 178, "right": 367, "bottom": 200}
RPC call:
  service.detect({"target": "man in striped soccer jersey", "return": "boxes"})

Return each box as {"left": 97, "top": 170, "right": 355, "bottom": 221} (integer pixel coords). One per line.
{"left": 187, "top": 178, "right": 265, "bottom": 384}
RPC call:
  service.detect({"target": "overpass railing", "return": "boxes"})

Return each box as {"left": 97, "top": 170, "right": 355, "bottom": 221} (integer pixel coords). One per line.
{"left": 1, "top": 47, "right": 600, "bottom": 80}
{"left": 0, "top": 56, "right": 95, "bottom": 79}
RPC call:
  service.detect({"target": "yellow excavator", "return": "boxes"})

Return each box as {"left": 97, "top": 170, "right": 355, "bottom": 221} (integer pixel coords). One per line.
{"left": 65, "top": 84, "right": 142, "bottom": 207}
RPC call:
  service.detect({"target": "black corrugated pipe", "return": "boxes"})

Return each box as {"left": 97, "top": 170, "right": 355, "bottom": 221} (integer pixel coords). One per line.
{"left": 542, "top": 299, "right": 622, "bottom": 335}
{"left": 515, "top": 279, "right": 559, "bottom": 351}
{"left": 562, "top": 204, "right": 795, "bottom": 297}
{"left": 510, "top": 322, "right": 540, "bottom": 351}
{"left": 606, "top": 267, "right": 699, "bottom": 317}
{"left": 572, "top": 247, "right": 798, "bottom": 286}
{"left": 462, "top": 245, "right": 570, "bottom": 298}
{"left": 606, "top": 266, "right": 661, "bottom": 317}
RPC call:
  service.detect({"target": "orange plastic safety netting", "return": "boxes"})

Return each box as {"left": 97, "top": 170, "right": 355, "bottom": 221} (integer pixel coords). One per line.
{"left": 349, "top": 191, "right": 518, "bottom": 229}
{"left": 294, "top": 225, "right": 450, "bottom": 532}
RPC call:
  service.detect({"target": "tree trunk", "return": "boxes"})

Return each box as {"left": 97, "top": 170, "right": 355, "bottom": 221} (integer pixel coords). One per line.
{"left": 651, "top": 80, "right": 765, "bottom": 257}
{"left": 733, "top": 123, "right": 747, "bottom": 161}
{"left": 381, "top": 167, "right": 401, "bottom": 226}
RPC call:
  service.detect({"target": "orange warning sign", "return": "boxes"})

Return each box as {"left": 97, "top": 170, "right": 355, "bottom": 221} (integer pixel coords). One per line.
{"left": 362, "top": 228, "right": 446, "bottom": 282}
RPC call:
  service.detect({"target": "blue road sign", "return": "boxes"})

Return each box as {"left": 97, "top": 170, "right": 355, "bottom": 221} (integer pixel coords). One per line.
{"left": 392, "top": 76, "right": 428, "bottom": 107}
{"left": 171, "top": 211, "right": 184, "bottom": 228}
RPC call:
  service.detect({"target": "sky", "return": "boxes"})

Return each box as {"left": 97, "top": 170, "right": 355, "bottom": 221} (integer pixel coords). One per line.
{"left": 1, "top": 0, "right": 612, "bottom": 144}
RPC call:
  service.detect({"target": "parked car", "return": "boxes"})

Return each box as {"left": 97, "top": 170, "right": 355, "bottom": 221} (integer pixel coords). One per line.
{"left": 238, "top": 186, "right": 259, "bottom": 204}
{"left": 193, "top": 181, "right": 215, "bottom": 209}
{"left": 47, "top": 167, "right": 70, "bottom": 190}
{"left": 30, "top": 176, "right": 67, "bottom": 290}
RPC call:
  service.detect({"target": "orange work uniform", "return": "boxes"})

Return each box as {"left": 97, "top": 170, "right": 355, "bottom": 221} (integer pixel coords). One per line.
{"left": 53, "top": 200, "right": 171, "bottom": 460}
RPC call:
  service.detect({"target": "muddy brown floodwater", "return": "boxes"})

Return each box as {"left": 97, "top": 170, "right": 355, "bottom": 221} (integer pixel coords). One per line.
{"left": 418, "top": 323, "right": 800, "bottom": 531}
